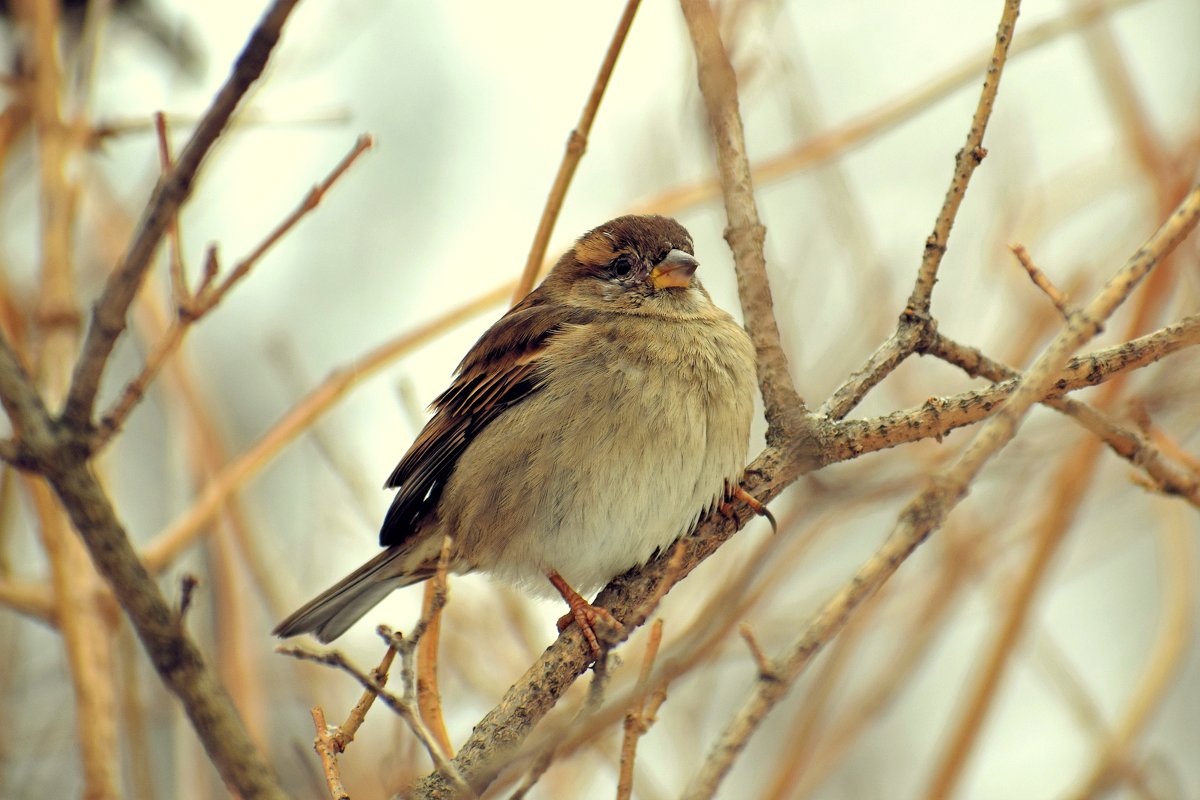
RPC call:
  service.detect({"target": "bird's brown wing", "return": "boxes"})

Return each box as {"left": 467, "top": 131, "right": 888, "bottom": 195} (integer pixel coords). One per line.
{"left": 379, "top": 289, "right": 597, "bottom": 546}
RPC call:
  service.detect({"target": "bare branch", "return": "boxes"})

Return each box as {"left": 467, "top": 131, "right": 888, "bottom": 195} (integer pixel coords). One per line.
{"left": 332, "top": 644, "right": 397, "bottom": 752}
{"left": 95, "top": 133, "right": 373, "bottom": 444}
{"left": 279, "top": 644, "right": 473, "bottom": 796}
{"left": 614, "top": 620, "right": 666, "bottom": 800}
{"left": 681, "top": 0, "right": 806, "bottom": 442}
{"left": 929, "top": 330, "right": 1200, "bottom": 508}
{"left": 311, "top": 706, "right": 351, "bottom": 800}
{"left": 62, "top": 0, "right": 304, "bottom": 429}
{"left": 824, "top": 0, "right": 1023, "bottom": 422}
{"left": 681, "top": 181, "right": 1199, "bottom": 800}
{"left": 513, "top": 0, "right": 643, "bottom": 302}
{"left": 906, "top": 0, "right": 1022, "bottom": 316}
{"left": 416, "top": 537, "right": 454, "bottom": 757}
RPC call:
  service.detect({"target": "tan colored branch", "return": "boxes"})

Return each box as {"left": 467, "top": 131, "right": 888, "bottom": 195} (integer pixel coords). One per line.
{"left": 616, "top": 619, "right": 665, "bottom": 800}
{"left": 929, "top": 326, "right": 1200, "bottom": 508}
{"left": 906, "top": 0, "right": 1022, "bottom": 316}
{"left": 681, "top": 0, "right": 806, "bottom": 440}
{"left": 334, "top": 644, "right": 398, "bottom": 751}
{"left": 680, "top": 182, "right": 1199, "bottom": 800}
{"left": 823, "top": 0, "right": 1023, "bottom": 422}
{"left": 0, "top": 3, "right": 307, "bottom": 797}
{"left": 513, "top": 0, "right": 643, "bottom": 303}
{"left": 1068, "top": 511, "right": 1194, "bottom": 798}
{"left": 279, "top": 641, "right": 472, "bottom": 796}
{"left": 416, "top": 581, "right": 453, "bottom": 758}
{"left": 311, "top": 706, "right": 351, "bottom": 800}
{"left": 18, "top": 0, "right": 118, "bottom": 793}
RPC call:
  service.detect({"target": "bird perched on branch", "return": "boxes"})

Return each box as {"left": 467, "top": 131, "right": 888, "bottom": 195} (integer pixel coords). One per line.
{"left": 274, "top": 215, "right": 763, "bottom": 657}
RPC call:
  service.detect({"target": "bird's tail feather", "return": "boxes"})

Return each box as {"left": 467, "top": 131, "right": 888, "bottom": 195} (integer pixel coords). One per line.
{"left": 273, "top": 547, "right": 435, "bottom": 643}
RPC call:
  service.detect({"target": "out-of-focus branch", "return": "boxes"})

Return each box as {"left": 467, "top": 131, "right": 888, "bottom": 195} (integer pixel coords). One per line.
{"left": 1069, "top": 512, "right": 1194, "bottom": 798}
{"left": 926, "top": 433, "right": 1102, "bottom": 800}
{"left": 681, "top": 0, "right": 805, "bottom": 442}
{"left": 513, "top": 0, "right": 642, "bottom": 302}
{"left": 61, "top": 0, "right": 303, "bottom": 430}
{"left": 0, "top": 3, "right": 308, "bottom": 798}
{"left": 634, "top": 0, "right": 1149, "bottom": 219}
{"left": 616, "top": 619, "right": 666, "bottom": 800}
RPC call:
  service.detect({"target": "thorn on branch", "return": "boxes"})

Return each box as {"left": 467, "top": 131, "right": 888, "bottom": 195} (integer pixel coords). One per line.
{"left": 1011, "top": 243, "right": 1071, "bottom": 318}
{"left": 739, "top": 623, "right": 779, "bottom": 682}
{"left": 175, "top": 573, "right": 199, "bottom": 623}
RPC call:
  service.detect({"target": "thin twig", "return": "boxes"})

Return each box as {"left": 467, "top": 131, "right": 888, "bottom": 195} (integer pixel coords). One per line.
{"left": 152, "top": 111, "right": 190, "bottom": 306}
{"left": 616, "top": 619, "right": 665, "bottom": 800}
{"left": 906, "top": 1, "right": 1021, "bottom": 316}
{"left": 928, "top": 330, "right": 1200, "bottom": 508}
{"left": 278, "top": 645, "right": 473, "bottom": 796}
{"left": 62, "top": 0, "right": 304, "bottom": 430}
{"left": 96, "top": 134, "right": 373, "bottom": 443}
{"left": 818, "top": 327, "right": 917, "bottom": 420}
{"left": 1011, "top": 243, "right": 1071, "bottom": 317}
{"left": 737, "top": 624, "right": 777, "bottom": 682}
{"left": 333, "top": 644, "right": 397, "bottom": 751}
{"left": 311, "top": 706, "right": 350, "bottom": 800}
{"left": 822, "top": 0, "right": 1023, "bottom": 422}
{"left": 21, "top": 0, "right": 119, "bottom": 795}
{"left": 512, "top": 0, "right": 642, "bottom": 304}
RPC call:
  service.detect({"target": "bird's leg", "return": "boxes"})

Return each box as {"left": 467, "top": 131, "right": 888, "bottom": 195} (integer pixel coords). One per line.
{"left": 720, "top": 486, "right": 777, "bottom": 533}
{"left": 547, "top": 571, "right": 619, "bottom": 658}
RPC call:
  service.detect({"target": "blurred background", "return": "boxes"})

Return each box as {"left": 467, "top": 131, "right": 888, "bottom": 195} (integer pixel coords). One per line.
{"left": 1, "top": 0, "right": 1198, "bottom": 798}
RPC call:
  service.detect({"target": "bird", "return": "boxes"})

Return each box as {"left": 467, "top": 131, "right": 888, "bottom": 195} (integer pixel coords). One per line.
{"left": 273, "top": 214, "right": 761, "bottom": 657}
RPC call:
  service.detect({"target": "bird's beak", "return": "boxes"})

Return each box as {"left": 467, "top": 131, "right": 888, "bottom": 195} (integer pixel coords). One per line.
{"left": 649, "top": 249, "right": 699, "bottom": 290}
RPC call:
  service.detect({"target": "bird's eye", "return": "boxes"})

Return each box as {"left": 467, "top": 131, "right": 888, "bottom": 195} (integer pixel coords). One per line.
{"left": 609, "top": 255, "right": 634, "bottom": 279}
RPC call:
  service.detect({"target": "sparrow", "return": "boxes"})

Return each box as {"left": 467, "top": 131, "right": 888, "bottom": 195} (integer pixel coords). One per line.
{"left": 274, "top": 215, "right": 759, "bottom": 656}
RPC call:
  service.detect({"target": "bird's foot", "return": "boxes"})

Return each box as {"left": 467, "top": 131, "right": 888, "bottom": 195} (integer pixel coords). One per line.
{"left": 547, "top": 571, "right": 620, "bottom": 658}
{"left": 722, "top": 486, "right": 777, "bottom": 533}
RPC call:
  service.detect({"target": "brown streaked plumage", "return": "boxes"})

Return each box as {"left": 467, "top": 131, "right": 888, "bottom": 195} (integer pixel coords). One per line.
{"left": 274, "top": 215, "right": 758, "bottom": 657}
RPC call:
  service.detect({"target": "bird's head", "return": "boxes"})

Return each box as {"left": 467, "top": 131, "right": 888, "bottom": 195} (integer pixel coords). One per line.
{"left": 545, "top": 215, "right": 710, "bottom": 316}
